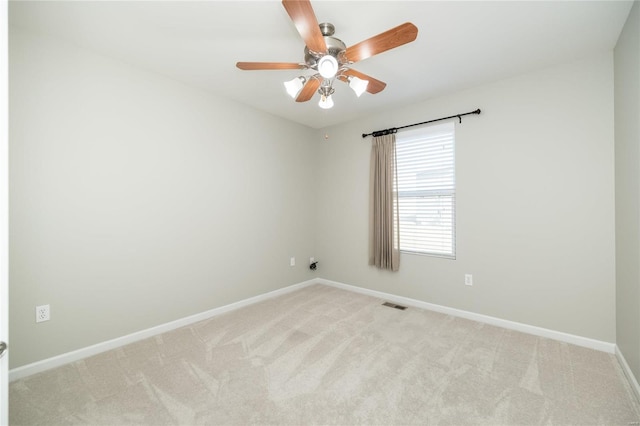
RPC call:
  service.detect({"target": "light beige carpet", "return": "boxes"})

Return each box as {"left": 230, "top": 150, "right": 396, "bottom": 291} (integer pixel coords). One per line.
{"left": 9, "top": 284, "right": 640, "bottom": 425}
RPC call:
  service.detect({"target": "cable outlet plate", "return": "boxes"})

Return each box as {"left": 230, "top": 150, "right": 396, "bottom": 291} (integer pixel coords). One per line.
{"left": 36, "top": 304, "right": 50, "bottom": 323}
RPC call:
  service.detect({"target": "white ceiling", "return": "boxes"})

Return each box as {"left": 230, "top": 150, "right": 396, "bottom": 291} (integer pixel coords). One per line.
{"left": 9, "top": 0, "right": 633, "bottom": 129}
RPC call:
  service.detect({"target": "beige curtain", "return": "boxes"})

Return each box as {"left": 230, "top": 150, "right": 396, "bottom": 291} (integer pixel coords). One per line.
{"left": 368, "top": 134, "right": 400, "bottom": 271}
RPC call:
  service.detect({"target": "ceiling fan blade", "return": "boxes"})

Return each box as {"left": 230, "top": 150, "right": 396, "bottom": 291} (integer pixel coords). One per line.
{"left": 236, "top": 62, "right": 305, "bottom": 70}
{"left": 282, "top": 0, "right": 327, "bottom": 54}
{"left": 345, "top": 22, "right": 418, "bottom": 63}
{"left": 296, "top": 78, "right": 321, "bottom": 102}
{"left": 341, "top": 69, "right": 387, "bottom": 94}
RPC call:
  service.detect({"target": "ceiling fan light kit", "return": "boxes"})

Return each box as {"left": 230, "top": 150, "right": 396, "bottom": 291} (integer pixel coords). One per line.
{"left": 318, "top": 94, "right": 334, "bottom": 109}
{"left": 318, "top": 79, "right": 335, "bottom": 109}
{"left": 284, "top": 76, "right": 306, "bottom": 98}
{"left": 236, "top": 0, "right": 418, "bottom": 109}
{"left": 317, "top": 55, "right": 339, "bottom": 79}
{"left": 348, "top": 76, "right": 369, "bottom": 97}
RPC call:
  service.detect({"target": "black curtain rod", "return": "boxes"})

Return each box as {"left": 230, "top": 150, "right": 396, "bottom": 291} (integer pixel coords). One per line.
{"left": 362, "top": 108, "right": 481, "bottom": 138}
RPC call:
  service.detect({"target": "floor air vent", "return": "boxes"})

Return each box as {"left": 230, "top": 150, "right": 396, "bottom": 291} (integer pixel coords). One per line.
{"left": 382, "top": 302, "right": 407, "bottom": 310}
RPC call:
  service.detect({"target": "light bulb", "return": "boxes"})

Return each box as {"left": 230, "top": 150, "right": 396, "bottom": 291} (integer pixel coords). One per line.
{"left": 348, "top": 76, "right": 369, "bottom": 97}
{"left": 318, "top": 94, "right": 334, "bottom": 109}
{"left": 317, "top": 55, "right": 338, "bottom": 79}
{"left": 284, "top": 77, "right": 305, "bottom": 98}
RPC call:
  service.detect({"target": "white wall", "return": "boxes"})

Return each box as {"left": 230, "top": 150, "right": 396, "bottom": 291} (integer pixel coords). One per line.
{"left": 9, "top": 23, "right": 620, "bottom": 369}
{"left": 9, "top": 29, "right": 317, "bottom": 368}
{"left": 615, "top": 0, "right": 640, "bottom": 381}
{"left": 315, "top": 53, "right": 616, "bottom": 342}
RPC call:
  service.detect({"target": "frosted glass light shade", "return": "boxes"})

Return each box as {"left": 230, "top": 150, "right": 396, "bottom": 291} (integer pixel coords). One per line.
{"left": 318, "top": 94, "right": 334, "bottom": 109}
{"left": 318, "top": 55, "right": 338, "bottom": 79}
{"left": 349, "top": 76, "right": 369, "bottom": 97}
{"left": 284, "top": 77, "right": 305, "bottom": 98}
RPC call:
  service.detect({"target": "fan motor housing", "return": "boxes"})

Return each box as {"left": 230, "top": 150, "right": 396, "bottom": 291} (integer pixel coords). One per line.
{"left": 304, "top": 23, "right": 347, "bottom": 68}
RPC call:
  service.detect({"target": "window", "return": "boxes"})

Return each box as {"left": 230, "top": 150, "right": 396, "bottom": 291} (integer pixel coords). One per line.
{"left": 395, "top": 122, "right": 455, "bottom": 258}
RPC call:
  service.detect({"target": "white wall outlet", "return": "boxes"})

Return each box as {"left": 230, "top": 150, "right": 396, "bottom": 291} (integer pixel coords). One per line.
{"left": 290, "top": 257, "right": 295, "bottom": 267}
{"left": 36, "top": 304, "right": 50, "bottom": 323}
{"left": 465, "top": 274, "right": 473, "bottom": 286}
{"left": 310, "top": 257, "right": 315, "bottom": 264}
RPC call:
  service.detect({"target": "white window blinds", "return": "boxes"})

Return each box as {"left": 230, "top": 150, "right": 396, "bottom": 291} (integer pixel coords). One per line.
{"left": 395, "top": 122, "right": 455, "bottom": 258}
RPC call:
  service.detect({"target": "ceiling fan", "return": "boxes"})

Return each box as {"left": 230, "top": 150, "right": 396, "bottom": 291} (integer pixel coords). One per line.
{"left": 236, "top": 0, "right": 418, "bottom": 109}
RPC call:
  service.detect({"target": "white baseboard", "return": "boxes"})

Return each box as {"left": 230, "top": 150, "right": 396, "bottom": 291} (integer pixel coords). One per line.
{"left": 616, "top": 345, "right": 640, "bottom": 403}
{"left": 317, "top": 278, "right": 616, "bottom": 354}
{"left": 8, "top": 279, "right": 317, "bottom": 382}
{"left": 10, "top": 277, "right": 619, "bottom": 382}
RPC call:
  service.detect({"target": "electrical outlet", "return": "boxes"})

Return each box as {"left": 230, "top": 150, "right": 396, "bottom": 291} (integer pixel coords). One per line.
{"left": 36, "top": 304, "right": 50, "bottom": 323}
{"left": 290, "top": 257, "right": 295, "bottom": 267}
{"left": 310, "top": 257, "right": 315, "bottom": 264}
{"left": 465, "top": 274, "right": 473, "bottom": 286}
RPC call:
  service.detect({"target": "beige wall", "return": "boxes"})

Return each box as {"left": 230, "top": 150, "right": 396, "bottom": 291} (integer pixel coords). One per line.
{"left": 315, "top": 53, "right": 616, "bottom": 342}
{"left": 9, "top": 30, "right": 317, "bottom": 368}
{"left": 615, "top": 0, "right": 640, "bottom": 381}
